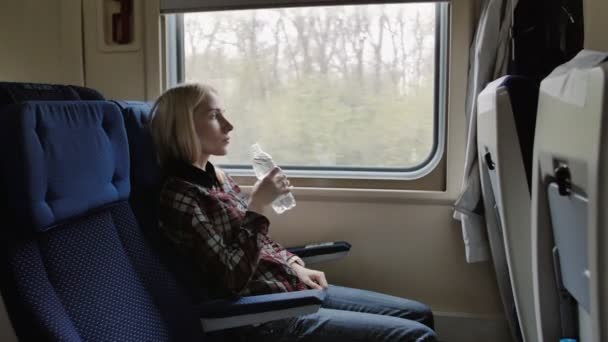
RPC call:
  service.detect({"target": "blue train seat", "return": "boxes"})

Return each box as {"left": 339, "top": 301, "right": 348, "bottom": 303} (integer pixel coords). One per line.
{"left": 0, "top": 100, "right": 205, "bottom": 341}
{"left": 0, "top": 86, "right": 325, "bottom": 341}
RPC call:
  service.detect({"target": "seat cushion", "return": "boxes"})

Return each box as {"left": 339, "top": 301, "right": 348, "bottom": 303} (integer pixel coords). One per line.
{"left": 3, "top": 202, "right": 203, "bottom": 341}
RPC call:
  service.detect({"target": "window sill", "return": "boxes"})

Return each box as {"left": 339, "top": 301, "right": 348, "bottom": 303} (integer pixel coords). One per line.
{"left": 238, "top": 185, "right": 456, "bottom": 205}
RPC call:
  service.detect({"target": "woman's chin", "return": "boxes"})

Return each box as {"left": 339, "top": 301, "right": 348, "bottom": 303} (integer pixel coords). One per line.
{"left": 213, "top": 148, "right": 228, "bottom": 156}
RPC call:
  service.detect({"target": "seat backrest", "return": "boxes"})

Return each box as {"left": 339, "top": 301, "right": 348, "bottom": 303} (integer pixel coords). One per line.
{"left": 112, "top": 101, "right": 162, "bottom": 232}
{"left": 114, "top": 100, "right": 211, "bottom": 303}
{"left": 477, "top": 75, "right": 539, "bottom": 342}
{"left": 478, "top": 76, "right": 539, "bottom": 193}
{"left": 0, "top": 100, "right": 204, "bottom": 341}
{"left": 531, "top": 50, "right": 608, "bottom": 342}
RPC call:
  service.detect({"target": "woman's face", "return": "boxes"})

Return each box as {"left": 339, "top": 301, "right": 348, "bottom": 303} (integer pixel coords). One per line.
{"left": 193, "top": 92, "right": 234, "bottom": 157}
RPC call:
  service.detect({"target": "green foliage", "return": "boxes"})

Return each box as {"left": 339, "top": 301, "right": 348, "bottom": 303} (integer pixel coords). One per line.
{"left": 203, "top": 73, "right": 434, "bottom": 168}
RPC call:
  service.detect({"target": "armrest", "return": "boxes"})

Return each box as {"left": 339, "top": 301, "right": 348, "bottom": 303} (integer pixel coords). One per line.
{"left": 287, "top": 241, "right": 352, "bottom": 264}
{"left": 199, "top": 289, "right": 326, "bottom": 332}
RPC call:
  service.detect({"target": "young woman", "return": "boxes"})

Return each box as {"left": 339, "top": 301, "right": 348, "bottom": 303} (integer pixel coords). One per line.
{"left": 149, "top": 83, "right": 437, "bottom": 342}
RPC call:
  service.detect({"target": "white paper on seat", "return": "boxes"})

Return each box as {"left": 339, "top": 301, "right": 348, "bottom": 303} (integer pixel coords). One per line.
{"left": 541, "top": 50, "right": 608, "bottom": 107}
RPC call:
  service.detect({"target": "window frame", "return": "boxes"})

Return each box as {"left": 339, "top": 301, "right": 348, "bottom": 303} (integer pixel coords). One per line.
{"left": 165, "top": 2, "right": 450, "bottom": 182}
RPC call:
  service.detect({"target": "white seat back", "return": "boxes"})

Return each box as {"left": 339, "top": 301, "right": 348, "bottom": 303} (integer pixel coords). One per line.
{"left": 531, "top": 50, "right": 608, "bottom": 342}
{"left": 477, "top": 75, "right": 540, "bottom": 342}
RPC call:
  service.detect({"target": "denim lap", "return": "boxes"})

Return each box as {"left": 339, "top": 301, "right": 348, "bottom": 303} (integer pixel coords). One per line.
{"left": 249, "top": 285, "right": 437, "bottom": 342}
{"left": 322, "top": 285, "right": 434, "bottom": 329}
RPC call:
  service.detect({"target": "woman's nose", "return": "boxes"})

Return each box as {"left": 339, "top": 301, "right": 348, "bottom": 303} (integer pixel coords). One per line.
{"left": 222, "top": 119, "right": 234, "bottom": 132}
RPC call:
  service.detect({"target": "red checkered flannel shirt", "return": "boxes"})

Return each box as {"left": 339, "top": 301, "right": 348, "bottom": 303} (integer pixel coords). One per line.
{"left": 158, "top": 160, "right": 308, "bottom": 297}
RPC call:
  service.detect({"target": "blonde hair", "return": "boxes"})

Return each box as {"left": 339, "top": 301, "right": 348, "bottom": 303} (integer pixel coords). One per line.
{"left": 149, "top": 83, "right": 226, "bottom": 184}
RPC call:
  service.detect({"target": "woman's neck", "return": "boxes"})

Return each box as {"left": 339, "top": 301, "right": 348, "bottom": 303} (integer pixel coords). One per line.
{"left": 193, "top": 155, "right": 209, "bottom": 171}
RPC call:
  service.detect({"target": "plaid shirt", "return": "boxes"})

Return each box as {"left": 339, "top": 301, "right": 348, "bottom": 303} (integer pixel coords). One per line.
{"left": 158, "top": 160, "right": 308, "bottom": 297}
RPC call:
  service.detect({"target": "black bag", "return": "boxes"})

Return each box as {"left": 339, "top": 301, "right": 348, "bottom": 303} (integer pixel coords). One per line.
{"left": 510, "top": 0, "right": 584, "bottom": 82}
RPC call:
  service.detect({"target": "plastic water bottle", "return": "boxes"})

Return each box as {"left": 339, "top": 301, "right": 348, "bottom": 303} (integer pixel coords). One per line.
{"left": 251, "top": 143, "right": 296, "bottom": 214}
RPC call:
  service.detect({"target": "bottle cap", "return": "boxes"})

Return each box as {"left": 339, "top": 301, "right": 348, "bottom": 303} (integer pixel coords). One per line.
{"left": 251, "top": 143, "right": 263, "bottom": 155}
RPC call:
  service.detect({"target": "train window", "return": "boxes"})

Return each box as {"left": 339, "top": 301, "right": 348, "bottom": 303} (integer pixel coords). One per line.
{"left": 167, "top": 2, "right": 448, "bottom": 180}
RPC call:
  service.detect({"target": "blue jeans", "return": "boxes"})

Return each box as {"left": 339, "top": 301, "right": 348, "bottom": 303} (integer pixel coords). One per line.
{"left": 245, "top": 285, "right": 437, "bottom": 342}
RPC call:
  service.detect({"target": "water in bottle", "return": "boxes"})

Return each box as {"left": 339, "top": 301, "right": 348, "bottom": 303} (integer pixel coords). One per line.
{"left": 251, "top": 143, "right": 296, "bottom": 214}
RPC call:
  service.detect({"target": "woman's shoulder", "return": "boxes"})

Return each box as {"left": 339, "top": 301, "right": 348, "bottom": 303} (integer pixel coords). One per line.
{"left": 160, "top": 176, "right": 211, "bottom": 203}
{"left": 215, "top": 168, "right": 243, "bottom": 194}
{"left": 159, "top": 177, "right": 227, "bottom": 220}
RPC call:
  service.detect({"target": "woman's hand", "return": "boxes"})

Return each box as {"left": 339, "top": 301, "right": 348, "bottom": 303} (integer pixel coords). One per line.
{"left": 291, "top": 264, "right": 328, "bottom": 290}
{"left": 248, "top": 166, "right": 291, "bottom": 214}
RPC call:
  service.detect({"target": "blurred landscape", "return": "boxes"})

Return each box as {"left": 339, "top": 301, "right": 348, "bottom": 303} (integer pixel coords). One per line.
{"left": 184, "top": 3, "right": 437, "bottom": 169}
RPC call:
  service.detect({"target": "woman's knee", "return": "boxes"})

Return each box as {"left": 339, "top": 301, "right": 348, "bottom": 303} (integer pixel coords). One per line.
{"left": 313, "top": 309, "right": 437, "bottom": 342}
{"left": 396, "top": 322, "right": 437, "bottom": 342}
{"left": 391, "top": 299, "right": 434, "bottom": 329}
{"left": 323, "top": 285, "right": 435, "bottom": 329}
{"left": 411, "top": 301, "right": 434, "bottom": 329}
{"left": 376, "top": 317, "right": 437, "bottom": 342}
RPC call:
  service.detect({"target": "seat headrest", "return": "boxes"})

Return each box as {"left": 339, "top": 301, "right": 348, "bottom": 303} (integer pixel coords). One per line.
{"left": 114, "top": 101, "right": 162, "bottom": 190}
{"left": 0, "top": 101, "right": 130, "bottom": 232}
{"left": 70, "top": 85, "right": 106, "bottom": 100}
{"left": 0, "top": 82, "right": 105, "bottom": 106}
